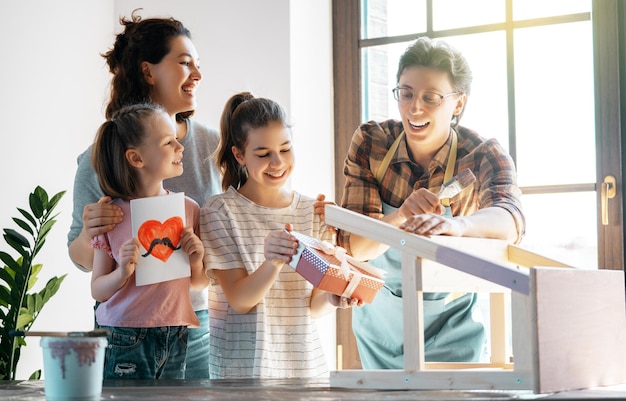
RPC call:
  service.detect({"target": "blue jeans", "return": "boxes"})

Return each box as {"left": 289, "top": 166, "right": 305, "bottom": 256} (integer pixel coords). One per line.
{"left": 184, "top": 309, "right": 210, "bottom": 379}
{"left": 101, "top": 326, "right": 188, "bottom": 380}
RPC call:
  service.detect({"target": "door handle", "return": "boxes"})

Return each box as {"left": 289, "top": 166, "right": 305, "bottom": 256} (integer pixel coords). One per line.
{"left": 601, "top": 175, "right": 616, "bottom": 225}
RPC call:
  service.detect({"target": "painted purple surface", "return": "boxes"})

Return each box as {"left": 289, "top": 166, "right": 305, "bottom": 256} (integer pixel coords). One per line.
{"left": 435, "top": 246, "right": 530, "bottom": 295}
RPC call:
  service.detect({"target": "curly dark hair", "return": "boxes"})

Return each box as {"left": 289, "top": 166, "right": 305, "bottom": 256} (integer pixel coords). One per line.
{"left": 101, "top": 9, "right": 193, "bottom": 123}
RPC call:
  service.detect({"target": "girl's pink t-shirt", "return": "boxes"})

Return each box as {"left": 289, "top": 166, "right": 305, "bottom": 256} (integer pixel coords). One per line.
{"left": 91, "top": 194, "right": 200, "bottom": 328}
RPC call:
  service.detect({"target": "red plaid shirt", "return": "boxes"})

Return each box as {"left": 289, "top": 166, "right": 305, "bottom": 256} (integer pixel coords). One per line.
{"left": 338, "top": 119, "right": 525, "bottom": 252}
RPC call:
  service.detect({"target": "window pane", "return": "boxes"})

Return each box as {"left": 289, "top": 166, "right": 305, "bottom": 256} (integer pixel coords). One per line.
{"left": 361, "top": 0, "right": 427, "bottom": 39}
{"left": 433, "top": 0, "right": 505, "bottom": 31}
{"left": 361, "top": 33, "right": 509, "bottom": 148}
{"left": 514, "top": 21, "right": 595, "bottom": 186}
{"left": 361, "top": 41, "right": 409, "bottom": 122}
{"left": 513, "top": 0, "right": 590, "bottom": 20}
{"left": 520, "top": 192, "right": 598, "bottom": 269}
{"left": 445, "top": 33, "right": 509, "bottom": 151}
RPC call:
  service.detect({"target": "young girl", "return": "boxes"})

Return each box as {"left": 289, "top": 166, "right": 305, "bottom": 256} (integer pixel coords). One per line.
{"left": 200, "top": 92, "right": 358, "bottom": 379}
{"left": 90, "top": 103, "right": 208, "bottom": 380}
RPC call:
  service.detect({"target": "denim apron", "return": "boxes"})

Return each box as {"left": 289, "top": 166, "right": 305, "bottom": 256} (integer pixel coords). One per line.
{"left": 352, "top": 129, "right": 484, "bottom": 369}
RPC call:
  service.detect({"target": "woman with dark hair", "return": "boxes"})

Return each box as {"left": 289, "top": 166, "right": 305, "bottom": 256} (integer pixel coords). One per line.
{"left": 67, "top": 9, "right": 220, "bottom": 379}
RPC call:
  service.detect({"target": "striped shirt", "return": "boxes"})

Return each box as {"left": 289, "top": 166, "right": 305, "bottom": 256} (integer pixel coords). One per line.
{"left": 339, "top": 120, "right": 525, "bottom": 251}
{"left": 200, "top": 187, "right": 331, "bottom": 379}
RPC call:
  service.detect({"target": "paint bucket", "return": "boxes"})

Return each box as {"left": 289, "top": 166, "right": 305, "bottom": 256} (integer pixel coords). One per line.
{"left": 40, "top": 336, "right": 107, "bottom": 400}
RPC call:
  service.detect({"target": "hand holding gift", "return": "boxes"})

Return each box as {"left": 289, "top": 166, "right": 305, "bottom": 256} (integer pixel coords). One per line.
{"left": 328, "top": 293, "right": 363, "bottom": 308}
{"left": 288, "top": 231, "right": 386, "bottom": 304}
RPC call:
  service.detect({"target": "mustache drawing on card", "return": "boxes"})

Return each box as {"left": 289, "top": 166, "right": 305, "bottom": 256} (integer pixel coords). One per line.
{"left": 131, "top": 192, "right": 190, "bottom": 286}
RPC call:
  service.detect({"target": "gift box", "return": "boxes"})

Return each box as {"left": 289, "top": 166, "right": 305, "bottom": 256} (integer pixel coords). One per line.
{"left": 288, "top": 231, "right": 385, "bottom": 304}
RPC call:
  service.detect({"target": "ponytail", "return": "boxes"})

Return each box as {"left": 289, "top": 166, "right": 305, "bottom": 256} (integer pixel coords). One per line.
{"left": 217, "top": 92, "right": 291, "bottom": 192}
{"left": 92, "top": 103, "right": 165, "bottom": 200}
{"left": 217, "top": 92, "right": 255, "bottom": 191}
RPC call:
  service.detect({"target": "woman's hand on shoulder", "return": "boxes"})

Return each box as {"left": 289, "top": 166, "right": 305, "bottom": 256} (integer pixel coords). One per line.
{"left": 82, "top": 196, "right": 124, "bottom": 239}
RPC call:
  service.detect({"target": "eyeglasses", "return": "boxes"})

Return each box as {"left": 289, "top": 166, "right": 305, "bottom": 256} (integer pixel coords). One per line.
{"left": 392, "top": 87, "right": 461, "bottom": 107}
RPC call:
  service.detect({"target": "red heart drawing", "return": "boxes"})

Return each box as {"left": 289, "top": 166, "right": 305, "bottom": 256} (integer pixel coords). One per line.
{"left": 137, "top": 216, "right": 184, "bottom": 262}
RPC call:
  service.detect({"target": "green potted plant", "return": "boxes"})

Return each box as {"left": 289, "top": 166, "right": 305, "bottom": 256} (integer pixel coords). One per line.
{"left": 0, "top": 186, "right": 66, "bottom": 380}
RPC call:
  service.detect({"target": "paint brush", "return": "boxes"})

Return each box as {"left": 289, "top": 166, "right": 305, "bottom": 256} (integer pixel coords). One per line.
{"left": 438, "top": 168, "right": 477, "bottom": 199}
{"left": 9, "top": 329, "right": 110, "bottom": 338}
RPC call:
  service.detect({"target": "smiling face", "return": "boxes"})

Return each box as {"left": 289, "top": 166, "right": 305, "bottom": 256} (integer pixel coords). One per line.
{"left": 397, "top": 65, "right": 466, "bottom": 156}
{"left": 142, "top": 35, "right": 202, "bottom": 117}
{"left": 129, "top": 111, "right": 184, "bottom": 189}
{"left": 232, "top": 121, "right": 294, "bottom": 196}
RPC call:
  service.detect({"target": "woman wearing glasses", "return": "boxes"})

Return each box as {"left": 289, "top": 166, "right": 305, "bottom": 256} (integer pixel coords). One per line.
{"left": 338, "top": 36, "right": 525, "bottom": 368}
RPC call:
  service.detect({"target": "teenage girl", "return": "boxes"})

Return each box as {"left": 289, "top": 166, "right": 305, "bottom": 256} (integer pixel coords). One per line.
{"left": 200, "top": 92, "right": 359, "bottom": 379}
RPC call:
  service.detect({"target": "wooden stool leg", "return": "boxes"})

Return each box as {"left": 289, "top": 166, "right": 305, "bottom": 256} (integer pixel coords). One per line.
{"left": 402, "top": 253, "right": 424, "bottom": 372}
{"left": 489, "top": 292, "right": 508, "bottom": 366}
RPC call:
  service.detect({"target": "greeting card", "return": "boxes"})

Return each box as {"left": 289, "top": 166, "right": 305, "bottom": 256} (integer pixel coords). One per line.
{"left": 130, "top": 192, "right": 190, "bottom": 286}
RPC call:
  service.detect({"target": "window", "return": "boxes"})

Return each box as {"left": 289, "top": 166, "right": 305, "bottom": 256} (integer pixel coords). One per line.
{"left": 359, "top": 0, "right": 596, "bottom": 267}
{"left": 332, "top": 0, "right": 624, "bottom": 369}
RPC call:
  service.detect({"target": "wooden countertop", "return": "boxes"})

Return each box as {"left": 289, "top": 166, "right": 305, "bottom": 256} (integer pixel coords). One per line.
{"left": 2, "top": 378, "right": 626, "bottom": 400}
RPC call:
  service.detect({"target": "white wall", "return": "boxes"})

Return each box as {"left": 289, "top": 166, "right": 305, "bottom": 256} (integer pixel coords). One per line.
{"left": 0, "top": 0, "right": 334, "bottom": 379}
{"left": 0, "top": 0, "right": 114, "bottom": 379}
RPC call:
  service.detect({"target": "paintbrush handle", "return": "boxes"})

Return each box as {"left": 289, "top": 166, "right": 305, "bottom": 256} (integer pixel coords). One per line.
{"left": 438, "top": 181, "right": 464, "bottom": 199}
{"left": 10, "top": 330, "right": 70, "bottom": 337}
{"left": 9, "top": 329, "right": 109, "bottom": 337}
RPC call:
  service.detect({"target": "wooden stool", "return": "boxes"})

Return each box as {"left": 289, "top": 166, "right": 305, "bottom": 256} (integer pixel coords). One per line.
{"left": 325, "top": 205, "right": 626, "bottom": 394}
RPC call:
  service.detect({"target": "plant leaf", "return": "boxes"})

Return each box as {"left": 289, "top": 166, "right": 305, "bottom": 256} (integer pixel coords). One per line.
{"left": 41, "top": 208, "right": 61, "bottom": 224}
{"left": 30, "top": 263, "right": 42, "bottom": 277}
{"left": 34, "top": 292, "right": 43, "bottom": 314}
{"left": 0, "top": 301, "right": 8, "bottom": 315}
{"left": 29, "top": 190, "right": 45, "bottom": 219}
{"left": 27, "top": 264, "right": 42, "bottom": 290}
{"left": 42, "top": 275, "right": 67, "bottom": 302}
{"left": 16, "top": 312, "right": 34, "bottom": 330}
{"left": 16, "top": 208, "right": 36, "bottom": 227}
{"left": 0, "top": 268, "right": 15, "bottom": 288}
{"left": 11, "top": 218, "right": 33, "bottom": 236}
{"left": 3, "top": 237, "right": 28, "bottom": 260}
{"left": 0, "top": 285, "right": 11, "bottom": 308}
{"left": 34, "top": 186, "right": 49, "bottom": 204}
{"left": 4, "top": 229, "right": 29, "bottom": 249}
{"left": 48, "top": 191, "right": 66, "bottom": 210}
{"left": 38, "top": 219, "right": 57, "bottom": 240}
{"left": 0, "top": 186, "right": 65, "bottom": 380}
{"left": 0, "top": 252, "right": 18, "bottom": 276}
{"left": 33, "top": 241, "right": 46, "bottom": 258}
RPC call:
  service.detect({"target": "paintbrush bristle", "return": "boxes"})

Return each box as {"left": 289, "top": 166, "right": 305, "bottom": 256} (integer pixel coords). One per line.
{"left": 438, "top": 169, "right": 477, "bottom": 199}
{"left": 454, "top": 168, "right": 477, "bottom": 188}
